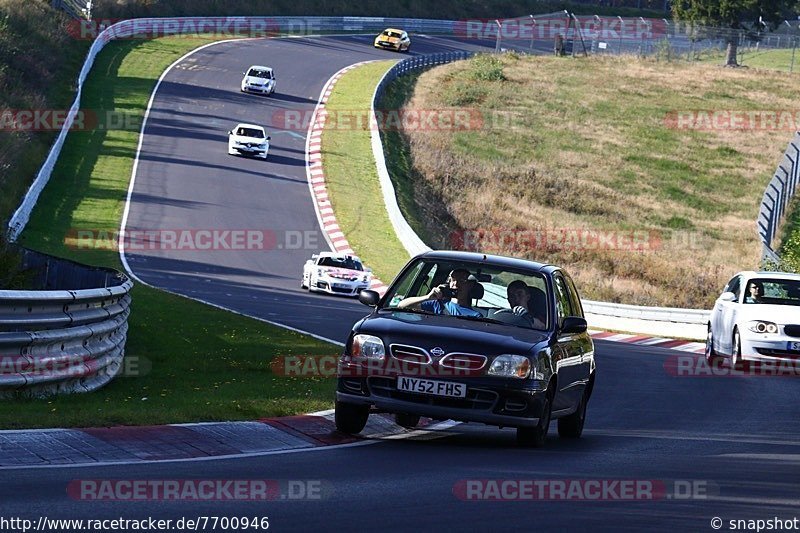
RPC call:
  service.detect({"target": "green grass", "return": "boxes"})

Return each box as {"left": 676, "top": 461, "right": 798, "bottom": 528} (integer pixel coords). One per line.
{"left": 698, "top": 47, "right": 800, "bottom": 73}
{"left": 321, "top": 60, "right": 413, "bottom": 283}
{"left": 7, "top": 36, "right": 339, "bottom": 429}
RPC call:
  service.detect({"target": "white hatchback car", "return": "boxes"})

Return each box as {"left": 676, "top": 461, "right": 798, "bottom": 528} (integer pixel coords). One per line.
{"left": 706, "top": 271, "right": 800, "bottom": 367}
{"left": 302, "top": 253, "right": 372, "bottom": 296}
{"left": 241, "top": 65, "right": 276, "bottom": 95}
{"left": 228, "top": 123, "right": 270, "bottom": 159}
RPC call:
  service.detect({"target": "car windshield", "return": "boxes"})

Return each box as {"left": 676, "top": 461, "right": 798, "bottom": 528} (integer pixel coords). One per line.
{"left": 743, "top": 278, "right": 800, "bottom": 305}
{"left": 236, "top": 128, "right": 264, "bottom": 138}
{"left": 381, "top": 258, "right": 549, "bottom": 330}
{"left": 247, "top": 69, "right": 270, "bottom": 78}
{"left": 383, "top": 31, "right": 402, "bottom": 38}
{"left": 318, "top": 256, "right": 364, "bottom": 271}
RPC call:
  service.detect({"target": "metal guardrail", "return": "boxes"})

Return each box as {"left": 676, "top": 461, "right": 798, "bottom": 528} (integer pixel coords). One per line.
{"left": 51, "top": 0, "right": 92, "bottom": 19}
{"left": 758, "top": 132, "right": 800, "bottom": 263}
{"left": 370, "top": 51, "right": 474, "bottom": 259}
{"left": 0, "top": 249, "right": 132, "bottom": 398}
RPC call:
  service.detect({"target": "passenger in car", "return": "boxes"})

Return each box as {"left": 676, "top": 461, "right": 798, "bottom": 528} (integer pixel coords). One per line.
{"left": 397, "top": 268, "right": 482, "bottom": 317}
{"left": 507, "top": 280, "right": 547, "bottom": 329}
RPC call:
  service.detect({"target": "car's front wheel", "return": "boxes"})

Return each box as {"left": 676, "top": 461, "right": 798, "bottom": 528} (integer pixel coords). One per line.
{"left": 517, "top": 392, "right": 552, "bottom": 447}
{"left": 705, "top": 324, "right": 722, "bottom": 366}
{"left": 558, "top": 390, "right": 587, "bottom": 438}
{"left": 334, "top": 400, "right": 369, "bottom": 434}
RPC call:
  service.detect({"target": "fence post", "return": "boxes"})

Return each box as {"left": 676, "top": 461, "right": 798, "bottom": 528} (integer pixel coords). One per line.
{"left": 791, "top": 36, "right": 797, "bottom": 74}
{"left": 618, "top": 16, "right": 623, "bottom": 54}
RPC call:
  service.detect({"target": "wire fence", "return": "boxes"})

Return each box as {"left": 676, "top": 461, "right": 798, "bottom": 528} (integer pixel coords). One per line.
{"left": 51, "top": 0, "right": 93, "bottom": 19}
{"left": 494, "top": 12, "right": 800, "bottom": 73}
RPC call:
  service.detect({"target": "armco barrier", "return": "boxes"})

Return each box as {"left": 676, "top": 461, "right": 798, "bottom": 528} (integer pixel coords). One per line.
{"left": 370, "top": 51, "right": 475, "bottom": 258}
{"left": 368, "top": 50, "right": 712, "bottom": 336}
{"left": 758, "top": 131, "right": 800, "bottom": 263}
{"left": 0, "top": 249, "right": 132, "bottom": 398}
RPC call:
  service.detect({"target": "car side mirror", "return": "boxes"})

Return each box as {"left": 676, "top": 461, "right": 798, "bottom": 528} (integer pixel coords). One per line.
{"left": 561, "top": 316, "right": 587, "bottom": 334}
{"left": 359, "top": 290, "right": 380, "bottom": 307}
{"left": 266, "top": 136, "right": 271, "bottom": 141}
{"left": 365, "top": 267, "right": 373, "bottom": 273}
{"left": 227, "top": 130, "right": 232, "bottom": 135}
{"left": 719, "top": 291, "right": 737, "bottom": 302}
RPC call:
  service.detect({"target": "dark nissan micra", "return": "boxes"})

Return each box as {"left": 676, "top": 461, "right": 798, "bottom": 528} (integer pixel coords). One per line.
{"left": 335, "top": 251, "right": 596, "bottom": 447}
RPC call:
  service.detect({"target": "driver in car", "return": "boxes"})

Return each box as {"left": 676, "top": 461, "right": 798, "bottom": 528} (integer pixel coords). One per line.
{"left": 397, "top": 268, "right": 481, "bottom": 317}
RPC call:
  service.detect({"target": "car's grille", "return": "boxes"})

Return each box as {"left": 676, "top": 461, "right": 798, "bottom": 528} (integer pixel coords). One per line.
{"left": 440, "top": 353, "right": 487, "bottom": 371}
{"left": 367, "top": 377, "right": 498, "bottom": 411}
{"left": 784, "top": 325, "right": 800, "bottom": 337}
{"left": 390, "top": 344, "right": 431, "bottom": 365}
{"left": 331, "top": 286, "right": 353, "bottom": 294}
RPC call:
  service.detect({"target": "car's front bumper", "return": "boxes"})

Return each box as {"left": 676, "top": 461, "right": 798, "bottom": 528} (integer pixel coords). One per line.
{"left": 375, "top": 41, "right": 401, "bottom": 50}
{"left": 229, "top": 144, "right": 268, "bottom": 158}
{"left": 311, "top": 279, "right": 369, "bottom": 296}
{"left": 336, "top": 374, "right": 548, "bottom": 428}
{"left": 739, "top": 333, "right": 800, "bottom": 363}
{"left": 242, "top": 84, "right": 273, "bottom": 94}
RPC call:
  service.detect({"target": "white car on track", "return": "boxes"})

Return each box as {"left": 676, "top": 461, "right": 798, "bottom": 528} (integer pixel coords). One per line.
{"left": 302, "top": 253, "right": 372, "bottom": 296}
{"left": 228, "top": 123, "right": 270, "bottom": 159}
{"left": 706, "top": 271, "right": 800, "bottom": 367}
{"left": 241, "top": 65, "right": 276, "bottom": 95}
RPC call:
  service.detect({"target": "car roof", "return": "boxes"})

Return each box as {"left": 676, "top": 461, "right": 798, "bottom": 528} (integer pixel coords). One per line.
{"left": 740, "top": 270, "right": 800, "bottom": 281}
{"left": 246, "top": 65, "right": 272, "bottom": 72}
{"left": 415, "top": 250, "right": 556, "bottom": 275}
{"left": 383, "top": 28, "right": 405, "bottom": 33}
{"left": 233, "top": 123, "right": 265, "bottom": 131}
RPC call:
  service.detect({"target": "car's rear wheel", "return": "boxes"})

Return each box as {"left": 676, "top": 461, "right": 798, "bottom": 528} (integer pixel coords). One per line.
{"left": 705, "top": 324, "right": 722, "bottom": 366}
{"left": 395, "top": 413, "right": 420, "bottom": 429}
{"left": 517, "top": 392, "right": 552, "bottom": 447}
{"left": 731, "top": 328, "right": 743, "bottom": 370}
{"left": 334, "top": 401, "right": 369, "bottom": 435}
{"left": 558, "top": 390, "right": 587, "bottom": 438}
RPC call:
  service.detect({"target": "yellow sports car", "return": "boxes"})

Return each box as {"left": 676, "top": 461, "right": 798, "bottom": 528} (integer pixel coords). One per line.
{"left": 374, "top": 28, "right": 411, "bottom": 52}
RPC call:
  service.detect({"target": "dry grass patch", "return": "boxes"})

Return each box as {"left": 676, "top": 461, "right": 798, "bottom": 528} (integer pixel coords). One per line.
{"left": 389, "top": 53, "right": 793, "bottom": 307}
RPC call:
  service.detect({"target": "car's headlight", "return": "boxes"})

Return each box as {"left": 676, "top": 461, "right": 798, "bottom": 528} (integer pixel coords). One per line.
{"left": 351, "top": 334, "right": 385, "bottom": 360}
{"left": 748, "top": 321, "right": 779, "bottom": 334}
{"left": 488, "top": 355, "right": 532, "bottom": 379}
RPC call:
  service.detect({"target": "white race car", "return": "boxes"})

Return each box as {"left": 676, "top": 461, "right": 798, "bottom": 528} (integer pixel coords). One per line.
{"left": 241, "top": 65, "right": 276, "bottom": 95}
{"left": 228, "top": 123, "right": 270, "bottom": 159}
{"left": 302, "top": 253, "right": 372, "bottom": 296}
{"left": 706, "top": 270, "right": 800, "bottom": 367}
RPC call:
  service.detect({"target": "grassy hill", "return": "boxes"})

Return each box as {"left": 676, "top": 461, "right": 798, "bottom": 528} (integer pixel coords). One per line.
{"left": 384, "top": 53, "right": 796, "bottom": 308}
